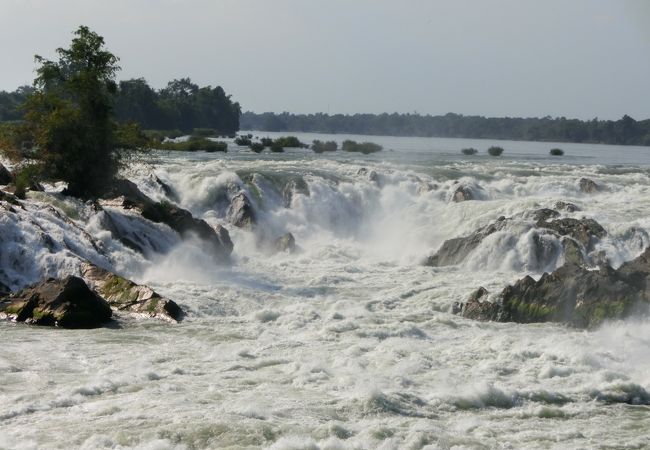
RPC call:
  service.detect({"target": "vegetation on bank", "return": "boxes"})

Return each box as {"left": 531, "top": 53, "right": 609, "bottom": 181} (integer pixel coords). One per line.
{"left": 461, "top": 147, "right": 478, "bottom": 155}
{"left": 550, "top": 148, "right": 564, "bottom": 156}
{"left": 156, "top": 137, "right": 228, "bottom": 152}
{"left": 342, "top": 140, "right": 383, "bottom": 154}
{"left": 311, "top": 140, "right": 338, "bottom": 153}
{"left": 487, "top": 146, "right": 504, "bottom": 156}
{"left": 240, "top": 111, "right": 650, "bottom": 146}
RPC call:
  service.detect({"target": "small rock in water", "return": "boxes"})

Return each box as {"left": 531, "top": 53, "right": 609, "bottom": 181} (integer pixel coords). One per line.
{"left": 579, "top": 177, "right": 600, "bottom": 194}
{"left": 274, "top": 232, "right": 296, "bottom": 253}
{"left": 0, "top": 276, "right": 112, "bottom": 328}
{"left": 227, "top": 191, "right": 256, "bottom": 229}
{"left": 554, "top": 201, "right": 580, "bottom": 212}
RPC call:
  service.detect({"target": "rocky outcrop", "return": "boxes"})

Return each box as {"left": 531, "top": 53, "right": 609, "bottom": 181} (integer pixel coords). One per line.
{"left": 0, "top": 164, "right": 13, "bottom": 185}
{"left": 273, "top": 232, "right": 296, "bottom": 253}
{"left": 81, "top": 263, "right": 182, "bottom": 322}
{"left": 357, "top": 168, "right": 380, "bottom": 184}
{"left": 455, "top": 247, "right": 650, "bottom": 328}
{"left": 0, "top": 276, "right": 112, "bottom": 328}
{"left": 100, "top": 179, "right": 233, "bottom": 261}
{"left": 536, "top": 217, "right": 606, "bottom": 251}
{"left": 153, "top": 175, "right": 179, "bottom": 202}
{"left": 579, "top": 177, "right": 600, "bottom": 194}
{"left": 426, "top": 216, "right": 509, "bottom": 266}
{"left": 426, "top": 208, "right": 607, "bottom": 267}
{"left": 227, "top": 191, "right": 256, "bottom": 229}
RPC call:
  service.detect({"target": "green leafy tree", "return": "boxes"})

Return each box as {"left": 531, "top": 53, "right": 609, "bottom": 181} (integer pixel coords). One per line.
{"left": 24, "top": 26, "right": 140, "bottom": 197}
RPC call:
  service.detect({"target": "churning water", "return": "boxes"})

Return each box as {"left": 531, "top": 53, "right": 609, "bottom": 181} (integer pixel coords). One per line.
{"left": 1, "top": 133, "right": 650, "bottom": 449}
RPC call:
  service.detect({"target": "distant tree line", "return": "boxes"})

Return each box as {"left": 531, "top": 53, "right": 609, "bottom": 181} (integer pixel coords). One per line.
{"left": 0, "top": 77, "right": 241, "bottom": 135}
{"left": 241, "top": 112, "right": 650, "bottom": 146}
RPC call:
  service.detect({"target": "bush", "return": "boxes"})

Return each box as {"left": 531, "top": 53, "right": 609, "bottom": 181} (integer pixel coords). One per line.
{"left": 13, "top": 164, "right": 43, "bottom": 199}
{"left": 260, "top": 137, "right": 274, "bottom": 147}
{"left": 157, "top": 137, "right": 227, "bottom": 152}
{"left": 249, "top": 142, "right": 265, "bottom": 153}
{"left": 311, "top": 140, "right": 338, "bottom": 153}
{"left": 270, "top": 142, "right": 284, "bottom": 152}
{"left": 487, "top": 146, "right": 504, "bottom": 156}
{"left": 461, "top": 147, "right": 478, "bottom": 155}
{"left": 273, "top": 136, "right": 306, "bottom": 148}
{"left": 234, "top": 135, "right": 252, "bottom": 146}
{"left": 342, "top": 140, "right": 383, "bottom": 154}
{"left": 549, "top": 148, "right": 564, "bottom": 156}
{"left": 143, "top": 129, "right": 184, "bottom": 142}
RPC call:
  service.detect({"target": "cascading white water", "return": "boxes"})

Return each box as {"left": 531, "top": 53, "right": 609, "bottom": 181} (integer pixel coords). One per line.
{"left": 1, "top": 134, "right": 650, "bottom": 449}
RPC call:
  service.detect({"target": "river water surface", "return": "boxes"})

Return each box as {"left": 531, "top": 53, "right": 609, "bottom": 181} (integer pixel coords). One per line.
{"left": 1, "top": 133, "right": 650, "bottom": 449}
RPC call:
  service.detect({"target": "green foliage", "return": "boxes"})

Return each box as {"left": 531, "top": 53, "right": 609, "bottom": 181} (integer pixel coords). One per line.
{"left": 270, "top": 142, "right": 284, "bottom": 152}
{"left": 342, "top": 140, "right": 383, "bottom": 154}
{"left": 115, "top": 78, "right": 241, "bottom": 134}
{"left": 311, "top": 140, "right": 338, "bottom": 153}
{"left": 272, "top": 136, "right": 306, "bottom": 148}
{"left": 157, "top": 137, "right": 227, "bottom": 152}
{"left": 260, "top": 137, "right": 274, "bottom": 147}
{"left": 143, "top": 129, "right": 184, "bottom": 142}
{"left": 549, "top": 148, "right": 564, "bottom": 156}
{"left": 13, "top": 163, "right": 44, "bottom": 199}
{"left": 487, "top": 146, "right": 504, "bottom": 156}
{"left": 234, "top": 135, "right": 252, "bottom": 146}
{"left": 461, "top": 147, "right": 478, "bottom": 155}
{"left": 249, "top": 142, "right": 265, "bottom": 153}
{"left": 22, "top": 26, "right": 143, "bottom": 197}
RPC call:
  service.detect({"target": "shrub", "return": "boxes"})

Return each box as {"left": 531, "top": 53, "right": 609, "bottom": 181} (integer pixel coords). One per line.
{"left": 461, "top": 147, "right": 478, "bottom": 155}
{"left": 143, "top": 129, "right": 184, "bottom": 142}
{"left": 487, "top": 146, "right": 504, "bottom": 156}
{"left": 342, "top": 140, "right": 383, "bottom": 154}
{"left": 234, "top": 135, "right": 252, "bottom": 146}
{"left": 13, "top": 164, "right": 43, "bottom": 199}
{"left": 549, "top": 148, "right": 564, "bottom": 156}
{"left": 273, "top": 136, "right": 306, "bottom": 148}
{"left": 157, "top": 137, "right": 227, "bottom": 152}
{"left": 260, "top": 137, "right": 274, "bottom": 147}
{"left": 249, "top": 142, "right": 265, "bottom": 153}
{"left": 270, "top": 142, "right": 284, "bottom": 152}
{"left": 311, "top": 140, "right": 338, "bottom": 153}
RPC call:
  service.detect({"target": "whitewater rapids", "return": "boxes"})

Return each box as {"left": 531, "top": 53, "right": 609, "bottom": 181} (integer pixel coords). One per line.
{"left": 1, "top": 133, "right": 650, "bottom": 449}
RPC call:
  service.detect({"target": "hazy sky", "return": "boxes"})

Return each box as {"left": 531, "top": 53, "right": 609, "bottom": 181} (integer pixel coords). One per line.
{"left": 2, "top": 0, "right": 649, "bottom": 119}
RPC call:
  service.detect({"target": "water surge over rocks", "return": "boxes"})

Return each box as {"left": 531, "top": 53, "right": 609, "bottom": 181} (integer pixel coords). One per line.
{"left": 1, "top": 135, "right": 650, "bottom": 448}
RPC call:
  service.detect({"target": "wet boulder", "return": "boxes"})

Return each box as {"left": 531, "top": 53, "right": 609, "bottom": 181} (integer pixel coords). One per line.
{"left": 537, "top": 217, "right": 606, "bottom": 251}
{"left": 0, "top": 276, "right": 112, "bottom": 328}
{"left": 81, "top": 263, "right": 182, "bottom": 323}
{"left": 425, "top": 216, "right": 509, "bottom": 266}
{"left": 454, "top": 247, "right": 650, "bottom": 328}
{"left": 282, "top": 177, "right": 310, "bottom": 208}
{"left": 357, "top": 168, "right": 380, "bottom": 184}
{"left": 274, "top": 232, "right": 296, "bottom": 253}
{"left": 227, "top": 191, "right": 256, "bottom": 229}
{"left": 452, "top": 185, "right": 475, "bottom": 202}
{"left": 554, "top": 201, "right": 580, "bottom": 212}
{"left": 0, "top": 164, "right": 13, "bottom": 185}
{"left": 579, "top": 177, "right": 600, "bottom": 194}
{"left": 153, "top": 175, "right": 179, "bottom": 202}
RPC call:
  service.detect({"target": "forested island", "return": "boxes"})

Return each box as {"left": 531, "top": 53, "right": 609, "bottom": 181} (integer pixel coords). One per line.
{"left": 241, "top": 112, "right": 650, "bottom": 146}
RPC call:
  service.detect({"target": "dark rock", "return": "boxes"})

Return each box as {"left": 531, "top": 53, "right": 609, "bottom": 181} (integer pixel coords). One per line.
{"left": 0, "top": 281, "right": 10, "bottom": 297}
{"left": 81, "top": 263, "right": 182, "bottom": 323}
{"left": 554, "top": 201, "right": 580, "bottom": 212}
{"left": 100, "top": 179, "right": 233, "bottom": 261}
{"left": 579, "top": 178, "right": 600, "bottom": 194}
{"left": 273, "top": 232, "right": 296, "bottom": 253}
{"left": 537, "top": 217, "right": 606, "bottom": 251}
{"left": 529, "top": 208, "right": 560, "bottom": 223}
{"left": 460, "top": 287, "right": 500, "bottom": 321}
{"left": 282, "top": 177, "right": 310, "bottom": 208}
{"left": 153, "top": 175, "right": 179, "bottom": 202}
{"left": 426, "top": 216, "right": 509, "bottom": 266}
{"left": 455, "top": 247, "right": 650, "bottom": 328}
{"left": 452, "top": 185, "right": 475, "bottom": 202}
{"left": 0, "top": 276, "right": 112, "bottom": 328}
{"left": 0, "top": 164, "right": 13, "bottom": 185}
{"left": 417, "top": 182, "right": 438, "bottom": 194}
{"left": 357, "top": 168, "right": 380, "bottom": 184}
{"left": 227, "top": 191, "right": 256, "bottom": 229}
